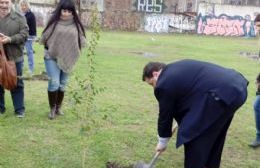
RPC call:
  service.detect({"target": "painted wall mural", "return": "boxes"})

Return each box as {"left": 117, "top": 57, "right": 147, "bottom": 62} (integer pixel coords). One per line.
{"left": 197, "top": 13, "right": 256, "bottom": 37}
{"left": 144, "top": 14, "right": 196, "bottom": 33}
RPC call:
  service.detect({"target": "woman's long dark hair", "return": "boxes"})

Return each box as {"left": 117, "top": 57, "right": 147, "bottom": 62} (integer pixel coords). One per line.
{"left": 42, "top": 0, "right": 86, "bottom": 49}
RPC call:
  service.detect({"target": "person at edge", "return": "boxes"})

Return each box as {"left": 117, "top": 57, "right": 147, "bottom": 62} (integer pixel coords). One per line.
{"left": 249, "top": 73, "right": 260, "bottom": 148}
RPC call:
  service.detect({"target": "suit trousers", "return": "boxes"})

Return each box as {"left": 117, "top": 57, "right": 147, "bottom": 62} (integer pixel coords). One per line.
{"left": 184, "top": 94, "right": 235, "bottom": 168}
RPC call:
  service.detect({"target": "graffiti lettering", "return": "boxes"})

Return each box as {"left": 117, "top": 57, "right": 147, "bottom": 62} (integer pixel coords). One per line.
{"left": 197, "top": 14, "right": 256, "bottom": 37}
{"left": 144, "top": 14, "right": 196, "bottom": 33}
{"left": 137, "top": 0, "right": 163, "bottom": 13}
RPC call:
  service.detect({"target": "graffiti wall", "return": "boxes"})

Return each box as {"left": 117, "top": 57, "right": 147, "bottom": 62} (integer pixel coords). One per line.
{"left": 28, "top": 0, "right": 260, "bottom": 34}
{"left": 197, "top": 2, "right": 260, "bottom": 37}
{"left": 144, "top": 14, "right": 196, "bottom": 33}
{"left": 197, "top": 14, "right": 255, "bottom": 36}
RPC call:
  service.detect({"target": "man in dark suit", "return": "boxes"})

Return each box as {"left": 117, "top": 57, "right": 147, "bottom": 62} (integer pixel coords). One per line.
{"left": 142, "top": 59, "right": 248, "bottom": 168}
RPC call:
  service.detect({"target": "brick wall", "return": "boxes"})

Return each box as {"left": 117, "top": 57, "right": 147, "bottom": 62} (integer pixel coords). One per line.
{"left": 105, "top": 0, "right": 133, "bottom": 11}
{"left": 102, "top": 11, "right": 141, "bottom": 31}
{"left": 101, "top": 0, "right": 140, "bottom": 31}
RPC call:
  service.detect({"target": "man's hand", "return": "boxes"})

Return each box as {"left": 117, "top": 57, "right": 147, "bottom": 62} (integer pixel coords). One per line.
{"left": 155, "top": 136, "right": 170, "bottom": 153}
{"left": 155, "top": 142, "right": 167, "bottom": 153}
{"left": 155, "top": 123, "right": 178, "bottom": 153}
{"left": 0, "top": 34, "right": 11, "bottom": 44}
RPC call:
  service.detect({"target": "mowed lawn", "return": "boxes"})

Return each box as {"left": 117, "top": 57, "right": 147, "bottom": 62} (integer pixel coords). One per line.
{"left": 0, "top": 31, "right": 259, "bottom": 168}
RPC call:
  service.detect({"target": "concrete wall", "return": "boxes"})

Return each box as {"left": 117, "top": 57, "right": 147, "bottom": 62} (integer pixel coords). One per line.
{"left": 176, "top": 0, "right": 222, "bottom": 12}
{"left": 197, "top": 2, "right": 260, "bottom": 36}
{"left": 198, "top": 2, "right": 260, "bottom": 18}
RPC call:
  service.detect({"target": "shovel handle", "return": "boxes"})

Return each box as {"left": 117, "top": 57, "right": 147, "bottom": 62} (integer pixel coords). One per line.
{"left": 148, "top": 123, "right": 178, "bottom": 167}
{"left": 172, "top": 122, "right": 178, "bottom": 134}
{"left": 148, "top": 151, "right": 161, "bottom": 168}
{"left": 148, "top": 122, "right": 178, "bottom": 168}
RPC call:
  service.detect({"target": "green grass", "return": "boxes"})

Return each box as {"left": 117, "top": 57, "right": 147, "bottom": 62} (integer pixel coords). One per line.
{"left": 0, "top": 31, "right": 259, "bottom": 168}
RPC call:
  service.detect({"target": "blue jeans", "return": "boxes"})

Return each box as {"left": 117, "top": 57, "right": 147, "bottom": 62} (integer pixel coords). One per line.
{"left": 254, "top": 95, "right": 260, "bottom": 141}
{"left": 0, "top": 61, "right": 25, "bottom": 114}
{"left": 23, "top": 36, "right": 35, "bottom": 73}
{"left": 44, "top": 58, "right": 69, "bottom": 92}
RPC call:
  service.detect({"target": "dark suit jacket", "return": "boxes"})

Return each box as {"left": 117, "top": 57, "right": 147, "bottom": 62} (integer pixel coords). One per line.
{"left": 154, "top": 59, "right": 248, "bottom": 148}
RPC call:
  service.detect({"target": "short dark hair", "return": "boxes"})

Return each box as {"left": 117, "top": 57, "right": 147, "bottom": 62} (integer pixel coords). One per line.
{"left": 257, "top": 73, "right": 260, "bottom": 83}
{"left": 255, "top": 14, "right": 260, "bottom": 22}
{"left": 142, "top": 62, "right": 166, "bottom": 81}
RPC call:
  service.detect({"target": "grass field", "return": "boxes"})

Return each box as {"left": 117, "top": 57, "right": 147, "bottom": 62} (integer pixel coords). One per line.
{"left": 0, "top": 31, "right": 259, "bottom": 168}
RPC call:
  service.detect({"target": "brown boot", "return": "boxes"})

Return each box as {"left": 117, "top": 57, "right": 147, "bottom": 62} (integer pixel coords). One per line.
{"left": 56, "top": 90, "right": 64, "bottom": 115}
{"left": 48, "top": 91, "right": 58, "bottom": 120}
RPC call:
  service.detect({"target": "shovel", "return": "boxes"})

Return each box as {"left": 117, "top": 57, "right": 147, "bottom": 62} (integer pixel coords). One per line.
{"left": 134, "top": 151, "right": 161, "bottom": 168}
{"left": 134, "top": 123, "right": 178, "bottom": 168}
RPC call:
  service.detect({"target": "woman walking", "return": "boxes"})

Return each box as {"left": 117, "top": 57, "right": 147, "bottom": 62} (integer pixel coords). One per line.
{"left": 40, "top": 0, "right": 86, "bottom": 119}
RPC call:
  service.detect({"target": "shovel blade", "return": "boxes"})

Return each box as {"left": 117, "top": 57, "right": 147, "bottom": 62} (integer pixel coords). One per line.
{"left": 134, "top": 161, "right": 155, "bottom": 168}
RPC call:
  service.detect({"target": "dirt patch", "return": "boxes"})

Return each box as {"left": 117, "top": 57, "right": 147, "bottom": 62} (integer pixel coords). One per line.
{"left": 129, "top": 51, "right": 159, "bottom": 58}
{"left": 239, "top": 51, "right": 259, "bottom": 60}
{"left": 23, "top": 72, "right": 49, "bottom": 81}
{"left": 106, "top": 162, "right": 133, "bottom": 168}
